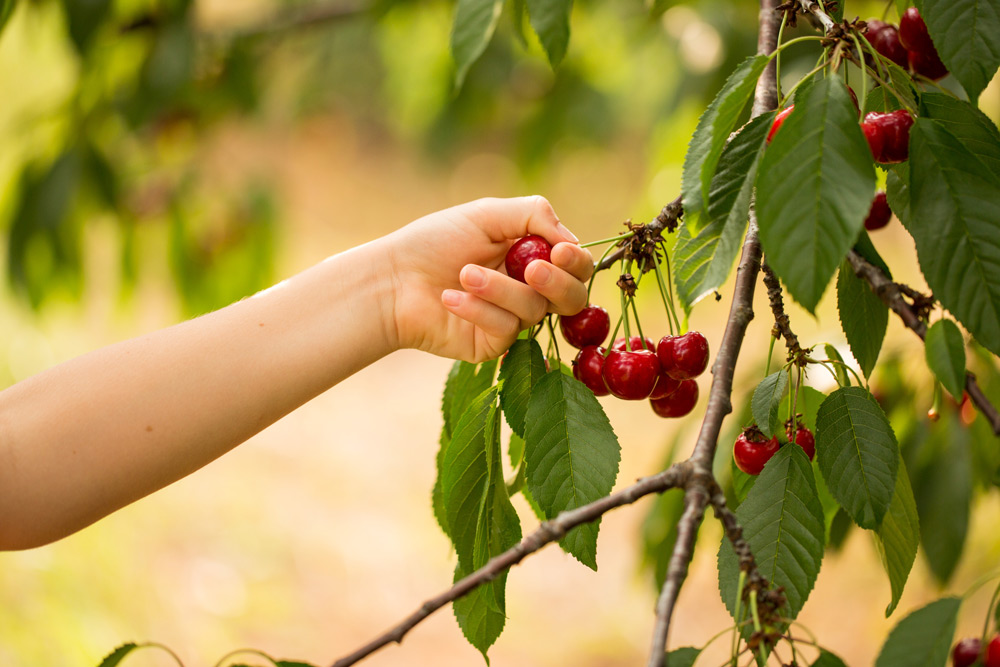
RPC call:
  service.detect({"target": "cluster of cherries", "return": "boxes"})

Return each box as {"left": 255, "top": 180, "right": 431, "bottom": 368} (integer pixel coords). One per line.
{"left": 504, "top": 235, "right": 709, "bottom": 418}
{"left": 732, "top": 421, "right": 815, "bottom": 476}
{"left": 952, "top": 634, "right": 1000, "bottom": 667}
{"left": 866, "top": 8, "right": 948, "bottom": 81}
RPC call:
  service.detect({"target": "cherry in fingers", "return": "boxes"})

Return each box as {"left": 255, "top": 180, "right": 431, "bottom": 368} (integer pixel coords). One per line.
{"left": 574, "top": 346, "right": 610, "bottom": 396}
{"left": 733, "top": 428, "right": 780, "bottom": 475}
{"left": 505, "top": 235, "right": 552, "bottom": 283}
{"left": 650, "top": 379, "right": 698, "bottom": 418}
{"left": 612, "top": 335, "right": 657, "bottom": 353}
{"left": 864, "top": 191, "right": 892, "bottom": 231}
{"left": 788, "top": 426, "right": 816, "bottom": 460}
{"left": 767, "top": 106, "right": 794, "bottom": 144}
{"left": 658, "top": 331, "right": 710, "bottom": 380}
{"left": 951, "top": 638, "right": 982, "bottom": 667}
{"left": 986, "top": 635, "right": 1000, "bottom": 667}
{"left": 560, "top": 305, "right": 611, "bottom": 349}
{"left": 602, "top": 349, "right": 660, "bottom": 400}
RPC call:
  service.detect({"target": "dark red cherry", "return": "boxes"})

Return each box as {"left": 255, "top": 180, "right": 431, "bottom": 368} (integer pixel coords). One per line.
{"left": 650, "top": 379, "right": 699, "bottom": 418}
{"left": 863, "top": 110, "right": 914, "bottom": 164}
{"left": 788, "top": 426, "right": 816, "bottom": 461}
{"left": 862, "top": 120, "right": 885, "bottom": 162}
{"left": 658, "top": 331, "right": 710, "bottom": 380}
{"left": 504, "top": 235, "right": 552, "bottom": 283}
{"left": 864, "top": 191, "right": 892, "bottom": 231}
{"left": 650, "top": 370, "right": 681, "bottom": 400}
{"left": 908, "top": 47, "right": 949, "bottom": 81}
{"left": 951, "top": 638, "right": 982, "bottom": 667}
{"left": 985, "top": 635, "right": 1000, "bottom": 667}
{"left": 898, "top": 8, "right": 935, "bottom": 54}
{"left": 602, "top": 349, "right": 660, "bottom": 400}
{"left": 865, "top": 20, "right": 909, "bottom": 69}
{"left": 560, "top": 305, "right": 611, "bottom": 349}
{"left": 611, "top": 335, "right": 656, "bottom": 353}
{"left": 733, "top": 428, "right": 781, "bottom": 475}
{"left": 573, "top": 345, "right": 610, "bottom": 396}
{"left": 767, "top": 106, "right": 794, "bottom": 144}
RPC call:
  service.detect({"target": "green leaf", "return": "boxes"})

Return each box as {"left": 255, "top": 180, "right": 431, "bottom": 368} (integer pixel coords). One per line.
{"left": 665, "top": 647, "right": 701, "bottom": 667}
{"left": 924, "top": 319, "right": 966, "bottom": 399}
{"left": 681, "top": 55, "right": 770, "bottom": 235}
{"left": 883, "top": 60, "right": 920, "bottom": 112}
{"left": 756, "top": 76, "right": 877, "bottom": 313}
{"left": 920, "top": 93, "right": 1000, "bottom": 179}
{"left": 752, "top": 370, "right": 788, "bottom": 438}
{"left": 442, "top": 387, "right": 522, "bottom": 658}
{"left": 524, "top": 370, "right": 620, "bottom": 569}
{"left": 853, "top": 229, "right": 893, "bottom": 279}
{"left": 875, "top": 455, "right": 919, "bottom": 618}
{"left": 718, "top": 445, "right": 826, "bottom": 624}
{"left": 811, "top": 650, "right": 849, "bottom": 667}
{"left": 914, "top": 0, "right": 1000, "bottom": 102}
{"left": 97, "top": 644, "right": 139, "bottom": 667}
{"left": 674, "top": 111, "right": 773, "bottom": 311}
{"left": 451, "top": 0, "right": 504, "bottom": 88}
{"left": 886, "top": 164, "right": 912, "bottom": 230}
{"left": 641, "top": 488, "right": 686, "bottom": 591}
{"left": 824, "top": 344, "right": 851, "bottom": 387}
{"left": 907, "top": 118, "right": 1000, "bottom": 357}
{"left": 0, "top": 0, "right": 15, "bottom": 34}
{"left": 814, "top": 462, "right": 841, "bottom": 541}
{"left": 61, "top": 0, "right": 111, "bottom": 53}
{"left": 837, "top": 259, "right": 888, "bottom": 379}
{"left": 731, "top": 456, "right": 757, "bottom": 504}
{"left": 524, "top": 0, "right": 572, "bottom": 67}
{"left": 913, "top": 416, "right": 972, "bottom": 586}
{"left": 815, "top": 387, "right": 899, "bottom": 530}
{"left": 499, "top": 339, "right": 547, "bottom": 437}
{"left": 874, "top": 597, "right": 961, "bottom": 667}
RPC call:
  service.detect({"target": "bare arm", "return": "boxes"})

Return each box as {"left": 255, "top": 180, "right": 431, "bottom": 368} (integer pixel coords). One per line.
{"left": 0, "top": 196, "right": 591, "bottom": 550}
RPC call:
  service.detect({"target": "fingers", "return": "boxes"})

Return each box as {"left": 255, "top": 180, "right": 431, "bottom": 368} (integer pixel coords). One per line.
{"left": 524, "top": 260, "right": 589, "bottom": 316}
{"left": 550, "top": 241, "right": 594, "bottom": 282}
{"left": 457, "top": 264, "right": 549, "bottom": 329}
{"left": 441, "top": 289, "right": 521, "bottom": 341}
{"left": 470, "top": 196, "right": 579, "bottom": 248}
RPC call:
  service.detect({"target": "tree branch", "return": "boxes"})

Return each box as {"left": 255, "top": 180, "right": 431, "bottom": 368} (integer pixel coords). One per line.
{"left": 647, "top": 2, "right": 782, "bottom": 664}
{"left": 329, "top": 463, "right": 691, "bottom": 667}
{"left": 845, "top": 250, "right": 1000, "bottom": 436}
{"left": 795, "top": 0, "right": 837, "bottom": 32}
{"left": 761, "top": 260, "right": 806, "bottom": 365}
{"left": 594, "top": 195, "right": 683, "bottom": 273}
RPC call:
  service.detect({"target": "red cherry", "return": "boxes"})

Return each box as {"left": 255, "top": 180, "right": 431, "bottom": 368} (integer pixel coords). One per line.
{"left": 573, "top": 345, "right": 610, "bottom": 397}
{"left": 650, "top": 379, "right": 699, "bottom": 418}
{"left": 602, "top": 349, "right": 661, "bottom": 400}
{"left": 863, "top": 110, "right": 914, "bottom": 164}
{"left": 898, "top": 8, "right": 935, "bottom": 54}
{"left": 848, "top": 86, "right": 861, "bottom": 117}
{"left": 560, "top": 305, "right": 611, "bottom": 349}
{"left": 658, "top": 331, "right": 710, "bottom": 380}
{"left": 504, "top": 235, "right": 552, "bottom": 283}
{"left": 733, "top": 429, "right": 781, "bottom": 475}
{"left": 864, "top": 20, "right": 909, "bottom": 69}
{"left": 862, "top": 120, "right": 885, "bottom": 162}
{"left": 788, "top": 426, "right": 816, "bottom": 461}
{"left": 986, "top": 635, "right": 1000, "bottom": 667}
{"left": 650, "top": 370, "right": 681, "bottom": 400}
{"left": 767, "top": 106, "right": 794, "bottom": 144}
{"left": 611, "top": 335, "right": 656, "bottom": 353}
{"left": 951, "top": 638, "right": 982, "bottom": 667}
{"left": 909, "top": 47, "right": 949, "bottom": 81}
{"left": 864, "top": 191, "right": 892, "bottom": 231}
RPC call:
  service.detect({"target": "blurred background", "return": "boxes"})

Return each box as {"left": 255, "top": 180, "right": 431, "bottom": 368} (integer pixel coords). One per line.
{"left": 0, "top": 0, "right": 998, "bottom": 665}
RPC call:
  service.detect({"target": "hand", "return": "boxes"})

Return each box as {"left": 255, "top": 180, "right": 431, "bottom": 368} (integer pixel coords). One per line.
{"left": 384, "top": 196, "right": 593, "bottom": 362}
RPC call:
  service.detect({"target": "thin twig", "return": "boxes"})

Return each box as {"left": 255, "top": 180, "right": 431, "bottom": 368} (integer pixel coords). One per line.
{"left": 218, "top": 1, "right": 369, "bottom": 40}
{"left": 594, "top": 196, "right": 683, "bottom": 273}
{"left": 760, "top": 260, "right": 806, "bottom": 365}
{"left": 796, "top": 0, "right": 836, "bottom": 32}
{"left": 845, "top": 249, "right": 1000, "bottom": 436}
{"left": 329, "top": 463, "right": 691, "bottom": 667}
{"left": 647, "top": 3, "right": 782, "bottom": 665}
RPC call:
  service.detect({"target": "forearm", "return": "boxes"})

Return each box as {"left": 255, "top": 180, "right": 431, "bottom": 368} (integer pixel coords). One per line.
{"left": 0, "top": 239, "right": 396, "bottom": 550}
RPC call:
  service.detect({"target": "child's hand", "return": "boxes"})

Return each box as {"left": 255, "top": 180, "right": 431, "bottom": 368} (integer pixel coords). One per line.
{"left": 385, "top": 196, "right": 593, "bottom": 362}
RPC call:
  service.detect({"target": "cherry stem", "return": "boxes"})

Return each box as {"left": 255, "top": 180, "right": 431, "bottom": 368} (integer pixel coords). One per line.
{"left": 580, "top": 230, "right": 635, "bottom": 249}
{"left": 780, "top": 61, "right": 827, "bottom": 107}
{"left": 629, "top": 296, "right": 650, "bottom": 350}
{"left": 791, "top": 365, "right": 802, "bottom": 431}
{"left": 546, "top": 316, "right": 562, "bottom": 363}
{"left": 589, "top": 242, "right": 619, "bottom": 299}
{"left": 914, "top": 73, "right": 960, "bottom": 98}
{"left": 606, "top": 312, "right": 624, "bottom": 358}
{"left": 652, "top": 244, "right": 682, "bottom": 334}
{"left": 775, "top": 12, "right": 789, "bottom": 100}
{"left": 981, "top": 576, "right": 1000, "bottom": 646}
{"left": 850, "top": 34, "right": 869, "bottom": 112}
{"left": 748, "top": 590, "right": 767, "bottom": 665}
{"left": 765, "top": 334, "right": 776, "bottom": 373}
{"left": 620, "top": 259, "right": 632, "bottom": 349}
{"left": 731, "top": 570, "right": 748, "bottom": 665}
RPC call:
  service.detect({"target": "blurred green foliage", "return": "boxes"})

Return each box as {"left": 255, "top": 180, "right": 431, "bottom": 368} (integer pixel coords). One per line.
{"left": 0, "top": 0, "right": 825, "bottom": 315}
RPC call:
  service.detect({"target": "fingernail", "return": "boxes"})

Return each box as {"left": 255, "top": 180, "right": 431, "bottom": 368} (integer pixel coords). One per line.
{"left": 530, "top": 262, "right": 552, "bottom": 285}
{"left": 442, "top": 290, "right": 462, "bottom": 307}
{"left": 464, "top": 265, "right": 486, "bottom": 288}
{"left": 556, "top": 223, "right": 579, "bottom": 243}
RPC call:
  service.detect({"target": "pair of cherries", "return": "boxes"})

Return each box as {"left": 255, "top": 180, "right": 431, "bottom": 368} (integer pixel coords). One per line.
{"left": 953, "top": 635, "right": 1000, "bottom": 667}
{"left": 866, "top": 8, "right": 948, "bottom": 81}
{"left": 568, "top": 325, "right": 706, "bottom": 419}
{"left": 732, "top": 422, "right": 815, "bottom": 475}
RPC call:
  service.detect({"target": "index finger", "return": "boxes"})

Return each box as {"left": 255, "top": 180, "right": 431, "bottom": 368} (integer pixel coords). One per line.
{"left": 467, "top": 196, "right": 580, "bottom": 248}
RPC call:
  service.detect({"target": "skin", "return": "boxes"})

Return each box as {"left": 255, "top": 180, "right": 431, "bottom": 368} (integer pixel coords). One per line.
{"left": 0, "top": 195, "right": 592, "bottom": 550}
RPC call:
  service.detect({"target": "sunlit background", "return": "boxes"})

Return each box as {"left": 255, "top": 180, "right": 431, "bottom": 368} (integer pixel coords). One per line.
{"left": 1, "top": 0, "right": 999, "bottom": 665}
